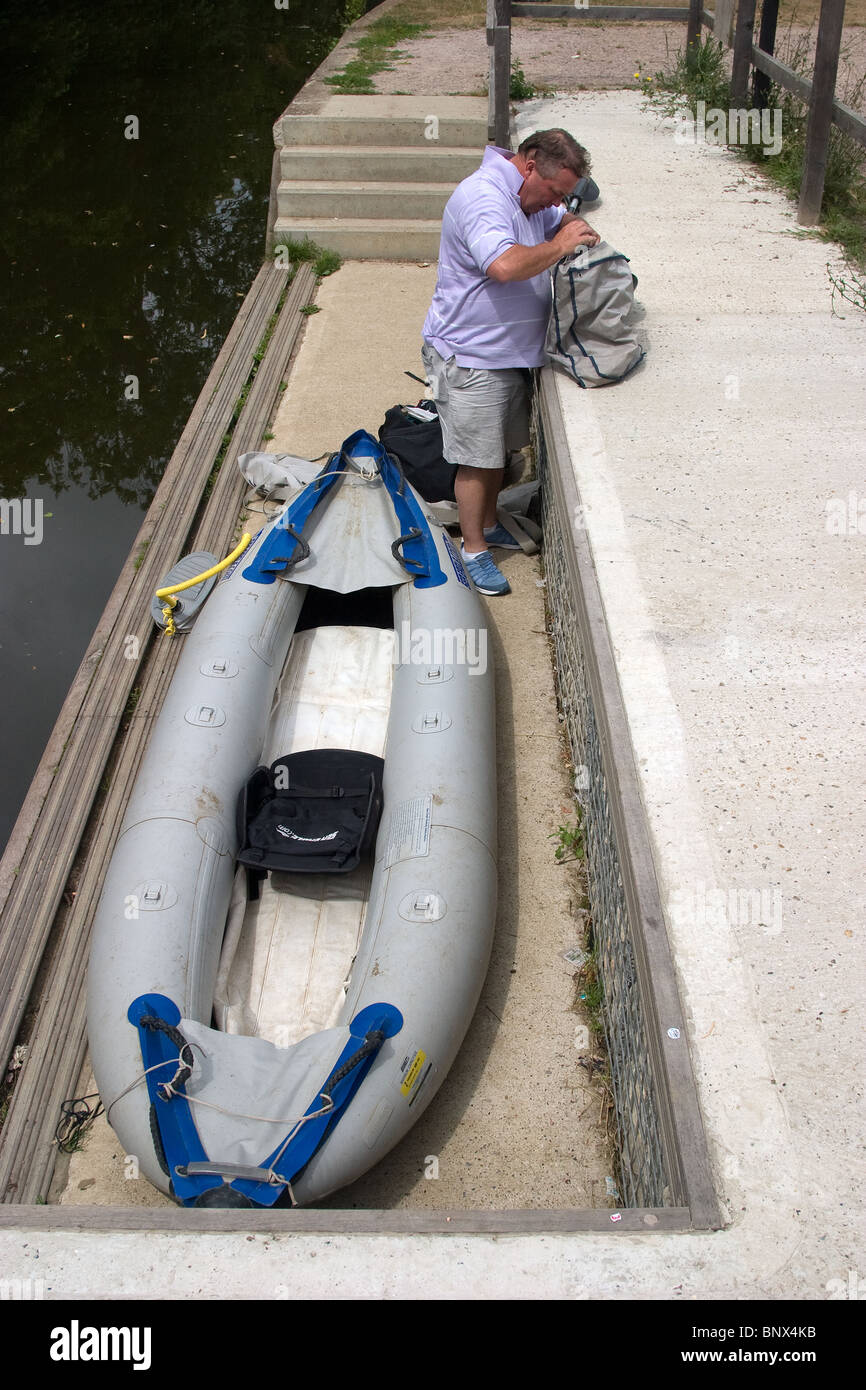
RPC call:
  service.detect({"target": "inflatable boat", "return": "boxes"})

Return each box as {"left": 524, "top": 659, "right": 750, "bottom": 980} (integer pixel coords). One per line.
{"left": 86, "top": 431, "right": 496, "bottom": 1208}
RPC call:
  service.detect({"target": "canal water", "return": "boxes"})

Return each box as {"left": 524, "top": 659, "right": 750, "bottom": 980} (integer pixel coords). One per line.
{"left": 0, "top": 0, "right": 374, "bottom": 851}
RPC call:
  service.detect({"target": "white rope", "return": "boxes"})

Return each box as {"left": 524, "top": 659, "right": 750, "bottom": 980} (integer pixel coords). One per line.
{"left": 160, "top": 1077, "right": 335, "bottom": 1189}
{"left": 318, "top": 462, "right": 380, "bottom": 483}
{"left": 160, "top": 1076, "right": 333, "bottom": 1130}
{"left": 108, "top": 1037, "right": 361, "bottom": 1191}
{"left": 105, "top": 1055, "right": 192, "bottom": 1126}
{"left": 107, "top": 1048, "right": 335, "bottom": 1139}
{"left": 265, "top": 1097, "right": 335, "bottom": 1177}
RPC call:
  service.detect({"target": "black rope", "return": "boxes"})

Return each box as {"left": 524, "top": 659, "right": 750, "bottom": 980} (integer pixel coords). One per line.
{"left": 140, "top": 1014, "right": 195, "bottom": 1100}
{"left": 384, "top": 449, "right": 407, "bottom": 497}
{"left": 320, "top": 1030, "right": 385, "bottom": 1102}
{"left": 270, "top": 522, "right": 310, "bottom": 572}
{"left": 56, "top": 1092, "right": 104, "bottom": 1154}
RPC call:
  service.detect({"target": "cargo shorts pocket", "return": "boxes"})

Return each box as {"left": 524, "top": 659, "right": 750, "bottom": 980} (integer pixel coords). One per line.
{"left": 443, "top": 356, "right": 485, "bottom": 389}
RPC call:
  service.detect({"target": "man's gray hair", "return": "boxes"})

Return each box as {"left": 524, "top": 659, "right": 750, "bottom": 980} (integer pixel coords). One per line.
{"left": 516, "top": 128, "right": 591, "bottom": 180}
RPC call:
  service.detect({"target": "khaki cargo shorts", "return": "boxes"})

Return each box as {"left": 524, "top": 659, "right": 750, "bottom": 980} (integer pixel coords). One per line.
{"left": 421, "top": 341, "right": 531, "bottom": 471}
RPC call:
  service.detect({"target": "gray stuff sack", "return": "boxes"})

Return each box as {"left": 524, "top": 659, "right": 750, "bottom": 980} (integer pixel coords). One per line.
{"left": 546, "top": 241, "right": 645, "bottom": 388}
{"left": 237, "top": 451, "right": 323, "bottom": 494}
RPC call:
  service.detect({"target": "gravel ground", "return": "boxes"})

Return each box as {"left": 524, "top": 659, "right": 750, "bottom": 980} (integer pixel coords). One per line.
{"left": 369, "top": 19, "right": 866, "bottom": 109}
{"left": 375, "top": 20, "right": 687, "bottom": 95}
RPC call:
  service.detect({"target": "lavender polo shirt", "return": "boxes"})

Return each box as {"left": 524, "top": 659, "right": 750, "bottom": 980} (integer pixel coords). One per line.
{"left": 423, "top": 145, "right": 565, "bottom": 370}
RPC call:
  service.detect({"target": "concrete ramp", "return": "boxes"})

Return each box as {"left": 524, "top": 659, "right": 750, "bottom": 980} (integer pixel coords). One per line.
{"left": 520, "top": 91, "right": 866, "bottom": 1289}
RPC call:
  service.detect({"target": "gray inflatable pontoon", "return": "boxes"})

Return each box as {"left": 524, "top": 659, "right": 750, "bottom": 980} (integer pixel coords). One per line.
{"left": 87, "top": 431, "right": 496, "bottom": 1208}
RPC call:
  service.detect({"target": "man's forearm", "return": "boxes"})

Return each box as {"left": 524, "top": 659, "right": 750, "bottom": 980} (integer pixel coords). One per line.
{"left": 486, "top": 239, "right": 570, "bottom": 283}
{"left": 486, "top": 215, "right": 598, "bottom": 283}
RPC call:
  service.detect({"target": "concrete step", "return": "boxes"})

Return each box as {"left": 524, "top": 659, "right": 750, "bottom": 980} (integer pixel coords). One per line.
{"left": 272, "top": 217, "right": 442, "bottom": 262}
{"left": 277, "top": 96, "right": 489, "bottom": 150}
{"left": 281, "top": 113, "right": 488, "bottom": 150}
{"left": 279, "top": 145, "right": 480, "bottom": 184}
{"left": 277, "top": 179, "right": 453, "bottom": 221}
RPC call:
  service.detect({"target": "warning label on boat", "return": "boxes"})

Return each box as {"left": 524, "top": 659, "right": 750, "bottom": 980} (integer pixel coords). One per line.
{"left": 384, "top": 795, "right": 432, "bottom": 868}
{"left": 400, "top": 1047, "right": 427, "bottom": 1098}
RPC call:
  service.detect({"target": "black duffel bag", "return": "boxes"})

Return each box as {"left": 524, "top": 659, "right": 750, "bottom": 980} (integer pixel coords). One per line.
{"left": 378, "top": 402, "right": 457, "bottom": 504}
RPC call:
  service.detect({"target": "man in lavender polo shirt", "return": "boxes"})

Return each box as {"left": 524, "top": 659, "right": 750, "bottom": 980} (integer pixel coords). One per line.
{"left": 422, "top": 129, "right": 599, "bottom": 595}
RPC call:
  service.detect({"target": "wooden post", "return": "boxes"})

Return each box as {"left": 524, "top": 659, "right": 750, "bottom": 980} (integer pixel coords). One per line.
{"left": 753, "top": 0, "right": 780, "bottom": 110}
{"left": 798, "top": 0, "right": 847, "bottom": 224}
{"left": 730, "top": 0, "right": 759, "bottom": 106}
{"left": 713, "top": 0, "right": 736, "bottom": 49}
{"left": 489, "top": 0, "right": 512, "bottom": 149}
{"left": 686, "top": 0, "right": 703, "bottom": 69}
{"left": 487, "top": 0, "right": 495, "bottom": 142}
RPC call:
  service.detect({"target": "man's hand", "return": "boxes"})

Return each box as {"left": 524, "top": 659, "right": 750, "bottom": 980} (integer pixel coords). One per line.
{"left": 487, "top": 215, "right": 600, "bottom": 283}
{"left": 554, "top": 215, "right": 600, "bottom": 253}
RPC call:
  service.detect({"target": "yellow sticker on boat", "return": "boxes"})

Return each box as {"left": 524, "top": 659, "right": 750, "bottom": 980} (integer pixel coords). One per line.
{"left": 400, "top": 1049, "right": 426, "bottom": 1097}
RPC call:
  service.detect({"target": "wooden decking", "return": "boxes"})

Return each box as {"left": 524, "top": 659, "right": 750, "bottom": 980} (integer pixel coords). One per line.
{"left": 0, "top": 259, "right": 317, "bottom": 1203}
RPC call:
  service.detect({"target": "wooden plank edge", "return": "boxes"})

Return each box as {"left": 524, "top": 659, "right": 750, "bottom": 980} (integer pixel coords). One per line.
{"left": 231, "top": 265, "right": 318, "bottom": 450}
{"left": 195, "top": 265, "right": 318, "bottom": 550}
{"left": 0, "top": 607, "right": 198, "bottom": 1198}
{"left": 0, "top": 672, "right": 184, "bottom": 1198}
{"left": 0, "top": 1009, "right": 87, "bottom": 1204}
{"left": 0, "top": 1204, "right": 694, "bottom": 1234}
{"left": 209, "top": 264, "right": 317, "bottom": 486}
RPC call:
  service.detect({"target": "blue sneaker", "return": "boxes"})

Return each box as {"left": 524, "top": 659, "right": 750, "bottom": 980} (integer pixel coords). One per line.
{"left": 483, "top": 521, "right": 521, "bottom": 550}
{"left": 462, "top": 548, "right": 511, "bottom": 596}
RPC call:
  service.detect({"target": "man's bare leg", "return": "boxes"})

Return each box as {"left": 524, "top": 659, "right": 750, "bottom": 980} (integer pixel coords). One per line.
{"left": 455, "top": 464, "right": 504, "bottom": 552}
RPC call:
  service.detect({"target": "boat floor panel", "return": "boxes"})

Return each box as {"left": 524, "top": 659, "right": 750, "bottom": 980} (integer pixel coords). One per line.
{"left": 214, "top": 624, "right": 393, "bottom": 1047}
{"left": 264, "top": 624, "right": 395, "bottom": 764}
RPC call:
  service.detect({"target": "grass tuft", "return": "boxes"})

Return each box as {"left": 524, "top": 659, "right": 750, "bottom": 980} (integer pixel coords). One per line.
{"left": 551, "top": 814, "right": 586, "bottom": 865}
{"left": 325, "top": 15, "right": 428, "bottom": 94}
{"left": 510, "top": 59, "right": 537, "bottom": 101}
{"left": 272, "top": 238, "right": 341, "bottom": 279}
{"left": 637, "top": 35, "right": 732, "bottom": 117}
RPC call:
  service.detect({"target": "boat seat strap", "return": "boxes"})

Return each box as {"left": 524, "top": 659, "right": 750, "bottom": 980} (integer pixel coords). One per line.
{"left": 274, "top": 780, "right": 372, "bottom": 800}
